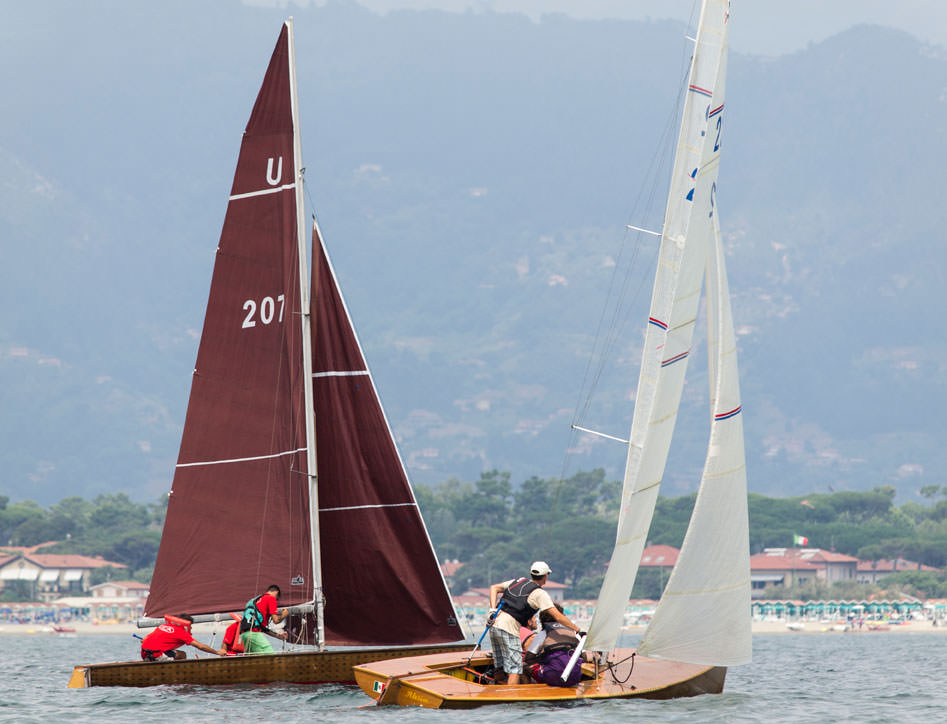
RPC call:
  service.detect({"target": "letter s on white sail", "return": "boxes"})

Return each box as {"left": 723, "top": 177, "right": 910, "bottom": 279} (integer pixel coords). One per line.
{"left": 266, "top": 156, "right": 283, "bottom": 186}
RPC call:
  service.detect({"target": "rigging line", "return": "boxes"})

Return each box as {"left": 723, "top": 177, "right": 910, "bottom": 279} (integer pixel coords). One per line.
{"left": 572, "top": 61, "right": 692, "bottom": 432}
{"left": 572, "top": 83, "right": 677, "bottom": 427}
{"left": 566, "top": 22, "right": 691, "bottom": 436}
{"left": 559, "top": 63, "right": 692, "bottom": 486}
{"left": 607, "top": 651, "right": 636, "bottom": 685}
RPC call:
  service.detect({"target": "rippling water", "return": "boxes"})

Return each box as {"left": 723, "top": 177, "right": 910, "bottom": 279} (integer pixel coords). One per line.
{"left": 3, "top": 632, "right": 944, "bottom": 723}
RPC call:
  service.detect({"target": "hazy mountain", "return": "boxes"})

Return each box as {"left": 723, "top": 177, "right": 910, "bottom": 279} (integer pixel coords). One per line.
{"left": 1, "top": 1, "right": 944, "bottom": 504}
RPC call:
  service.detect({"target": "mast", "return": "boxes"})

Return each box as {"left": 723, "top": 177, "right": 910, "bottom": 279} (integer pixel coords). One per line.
{"left": 286, "top": 17, "right": 325, "bottom": 650}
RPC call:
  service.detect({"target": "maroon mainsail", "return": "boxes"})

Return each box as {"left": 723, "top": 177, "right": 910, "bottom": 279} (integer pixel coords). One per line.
{"left": 146, "top": 21, "right": 460, "bottom": 647}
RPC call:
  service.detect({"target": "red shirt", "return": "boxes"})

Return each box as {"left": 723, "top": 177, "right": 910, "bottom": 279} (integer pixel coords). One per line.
{"left": 251, "top": 593, "right": 278, "bottom": 630}
{"left": 141, "top": 622, "right": 193, "bottom": 654}
{"left": 222, "top": 621, "right": 244, "bottom": 653}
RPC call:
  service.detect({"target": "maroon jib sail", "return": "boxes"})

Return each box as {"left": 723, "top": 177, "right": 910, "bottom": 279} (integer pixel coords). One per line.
{"left": 310, "top": 225, "right": 460, "bottom": 645}
{"left": 146, "top": 21, "right": 460, "bottom": 648}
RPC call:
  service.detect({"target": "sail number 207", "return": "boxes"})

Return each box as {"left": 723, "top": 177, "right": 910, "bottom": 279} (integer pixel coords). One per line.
{"left": 242, "top": 295, "right": 285, "bottom": 328}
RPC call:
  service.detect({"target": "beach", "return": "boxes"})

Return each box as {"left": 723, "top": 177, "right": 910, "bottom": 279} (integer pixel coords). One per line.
{"left": 1, "top": 618, "right": 944, "bottom": 637}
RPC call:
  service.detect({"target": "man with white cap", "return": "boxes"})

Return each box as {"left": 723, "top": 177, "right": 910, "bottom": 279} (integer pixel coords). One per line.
{"left": 487, "top": 561, "right": 583, "bottom": 685}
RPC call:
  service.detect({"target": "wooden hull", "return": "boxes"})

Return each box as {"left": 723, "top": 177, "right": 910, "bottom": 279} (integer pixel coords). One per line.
{"left": 353, "top": 649, "right": 726, "bottom": 708}
{"left": 67, "top": 643, "right": 469, "bottom": 688}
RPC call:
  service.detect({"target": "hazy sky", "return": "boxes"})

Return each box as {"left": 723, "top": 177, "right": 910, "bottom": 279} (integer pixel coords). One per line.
{"left": 257, "top": 0, "right": 947, "bottom": 56}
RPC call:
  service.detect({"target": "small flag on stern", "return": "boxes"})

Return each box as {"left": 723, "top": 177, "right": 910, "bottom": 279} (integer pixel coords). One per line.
{"left": 793, "top": 534, "right": 809, "bottom": 546}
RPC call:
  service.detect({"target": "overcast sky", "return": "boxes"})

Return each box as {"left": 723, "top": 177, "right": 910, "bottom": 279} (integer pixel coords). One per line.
{"left": 261, "top": 0, "right": 947, "bottom": 56}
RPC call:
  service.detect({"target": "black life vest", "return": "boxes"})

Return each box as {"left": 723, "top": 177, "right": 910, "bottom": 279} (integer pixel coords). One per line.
{"left": 499, "top": 577, "right": 540, "bottom": 626}
{"left": 240, "top": 594, "right": 266, "bottom": 633}
{"left": 539, "top": 622, "right": 578, "bottom": 654}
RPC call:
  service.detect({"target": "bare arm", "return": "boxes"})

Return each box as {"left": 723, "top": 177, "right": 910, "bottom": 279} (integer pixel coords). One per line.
{"left": 546, "top": 606, "right": 581, "bottom": 633}
{"left": 190, "top": 640, "right": 226, "bottom": 656}
{"left": 489, "top": 583, "right": 506, "bottom": 609}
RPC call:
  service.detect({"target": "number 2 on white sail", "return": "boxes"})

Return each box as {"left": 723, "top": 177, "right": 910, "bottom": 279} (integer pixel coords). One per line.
{"left": 242, "top": 294, "right": 285, "bottom": 328}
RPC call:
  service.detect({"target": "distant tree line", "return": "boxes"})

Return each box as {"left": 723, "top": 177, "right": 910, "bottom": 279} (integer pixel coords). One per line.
{"left": 0, "top": 493, "right": 166, "bottom": 584}
{"left": 415, "top": 473, "right": 947, "bottom": 599}
{"left": 2, "top": 476, "right": 946, "bottom": 599}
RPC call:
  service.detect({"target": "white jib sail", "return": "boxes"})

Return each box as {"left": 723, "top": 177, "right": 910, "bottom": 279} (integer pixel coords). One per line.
{"left": 586, "top": 0, "right": 731, "bottom": 654}
{"left": 636, "top": 162, "right": 752, "bottom": 666}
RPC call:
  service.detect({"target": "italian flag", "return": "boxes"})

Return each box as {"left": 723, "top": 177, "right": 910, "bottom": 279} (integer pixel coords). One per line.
{"left": 793, "top": 534, "right": 809, "bottom": 546}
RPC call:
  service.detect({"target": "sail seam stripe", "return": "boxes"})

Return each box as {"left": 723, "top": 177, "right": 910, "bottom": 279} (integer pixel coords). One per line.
{"left": 312, "top": 370, "right": 369, "bottom": 378}
{"left": 651, "top": 409, "right": 679, "bottom": 425}
{"left": 698, "top": 157, "right": 721, "bottom": 176}
{"left": 703, "top": 463, "right": 746, "bottom": 480}
{"left": 632, "top": 479, "right": 662, "bottom": 495}
{"left": 176, "top": 447, "right": 307, "bottom": 467}
{"left": 228, "top": 183, "right": 296, "bottom": 200}
{"left": 320, "top": 502, "right": 416, "bottom": 512}
{"left": 670, "top": 316, "right": 697, "bottom": 331}
{"left": 614, "top": 531, "right": 647, "bottom": 546}
{"left": 688, "top": 84, "right": 713, "bottom": 97}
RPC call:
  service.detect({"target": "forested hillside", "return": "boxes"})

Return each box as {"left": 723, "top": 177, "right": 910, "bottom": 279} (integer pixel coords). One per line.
{"left": 2, "top": 2, "right": 945, "bottom": 505}
{"left": 3, "top": 479, "right": 944, "bottom": 602}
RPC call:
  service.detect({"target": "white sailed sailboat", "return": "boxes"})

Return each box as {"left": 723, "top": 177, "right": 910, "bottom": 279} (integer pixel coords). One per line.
{"left": 69, "top": 18, "right": 468, "bottom": 689}
{"left": 353, "top": 0, "right": 750, "bottom": 706}
{"left": 584, "top": 0, "right": 751, "bottom": 668}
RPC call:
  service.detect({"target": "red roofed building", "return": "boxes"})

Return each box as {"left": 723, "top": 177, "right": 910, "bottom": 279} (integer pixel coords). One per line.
{"left": 0, "top": 553, "right": 127, "bottom": 602}
{"left": 856, "top": 558, "right": 941, "bottom": 585}
{"left": 440, "top": 560, "right": 464, "bottom": 588}
{"left": 749, "top": 550, "right": 821, "bottom": 594}
{"left": 639, "top": 544, "right": 679, "bottom": 570}
{"left": 795, "top": 548, "right": 859, "bottom": 583}
{"left": 749, "top": 547, "right": 860, "bottom": 595}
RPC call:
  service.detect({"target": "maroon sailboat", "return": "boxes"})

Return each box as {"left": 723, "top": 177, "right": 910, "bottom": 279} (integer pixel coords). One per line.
{"left": 69, "top": 19, "right": 464, "bottom": 689}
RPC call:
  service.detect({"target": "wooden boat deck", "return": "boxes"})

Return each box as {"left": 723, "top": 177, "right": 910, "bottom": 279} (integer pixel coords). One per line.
{"left": 68, "top": 643, "right": 470, "bottom": 688}
{"left": 353, "top": 649, "right": 726, "bottom": 708}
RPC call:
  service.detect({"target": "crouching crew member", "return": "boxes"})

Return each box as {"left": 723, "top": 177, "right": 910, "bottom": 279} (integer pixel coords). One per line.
{"left": 140, "top": 614, "right": 226, "bottom": 661}
{"left": 523, "top": 603, "right": 584, "bottom": 687}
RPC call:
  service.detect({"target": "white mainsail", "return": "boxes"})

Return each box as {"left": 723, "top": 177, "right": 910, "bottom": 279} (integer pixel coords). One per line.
{"left": 586, "top": 0, "right": 734, "bottom": 654}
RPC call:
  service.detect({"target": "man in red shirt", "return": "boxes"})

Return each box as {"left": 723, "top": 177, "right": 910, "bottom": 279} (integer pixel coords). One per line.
{"left": 239, "top": 585, "right": 289, "bottom": 653}
{"left": 140, "top": 614, "right": 226, "bottom": 661}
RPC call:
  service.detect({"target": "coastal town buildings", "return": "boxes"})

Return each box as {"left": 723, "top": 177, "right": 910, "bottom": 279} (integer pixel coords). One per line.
{"left": 0, "top": 552, "right": 127, "bottom": 602}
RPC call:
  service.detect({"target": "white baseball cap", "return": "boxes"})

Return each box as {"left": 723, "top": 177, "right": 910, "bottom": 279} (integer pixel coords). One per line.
{"left": 530, "top": 561, "right": 551, "bottom": 576}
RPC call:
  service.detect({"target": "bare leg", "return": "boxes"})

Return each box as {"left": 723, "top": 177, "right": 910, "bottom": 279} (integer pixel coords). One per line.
{"left": 507, "top": 673, "right": 520, "bottom": 685}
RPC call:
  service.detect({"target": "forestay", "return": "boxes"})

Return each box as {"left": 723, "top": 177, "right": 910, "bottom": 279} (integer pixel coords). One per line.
{"left": 586, "top": 0, "right": 735, "bottom": 654}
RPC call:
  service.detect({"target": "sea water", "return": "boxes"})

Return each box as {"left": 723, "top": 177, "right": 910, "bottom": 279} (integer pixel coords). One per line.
{"left": 2, "top": 632, "right": 944, "bottom": 723}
